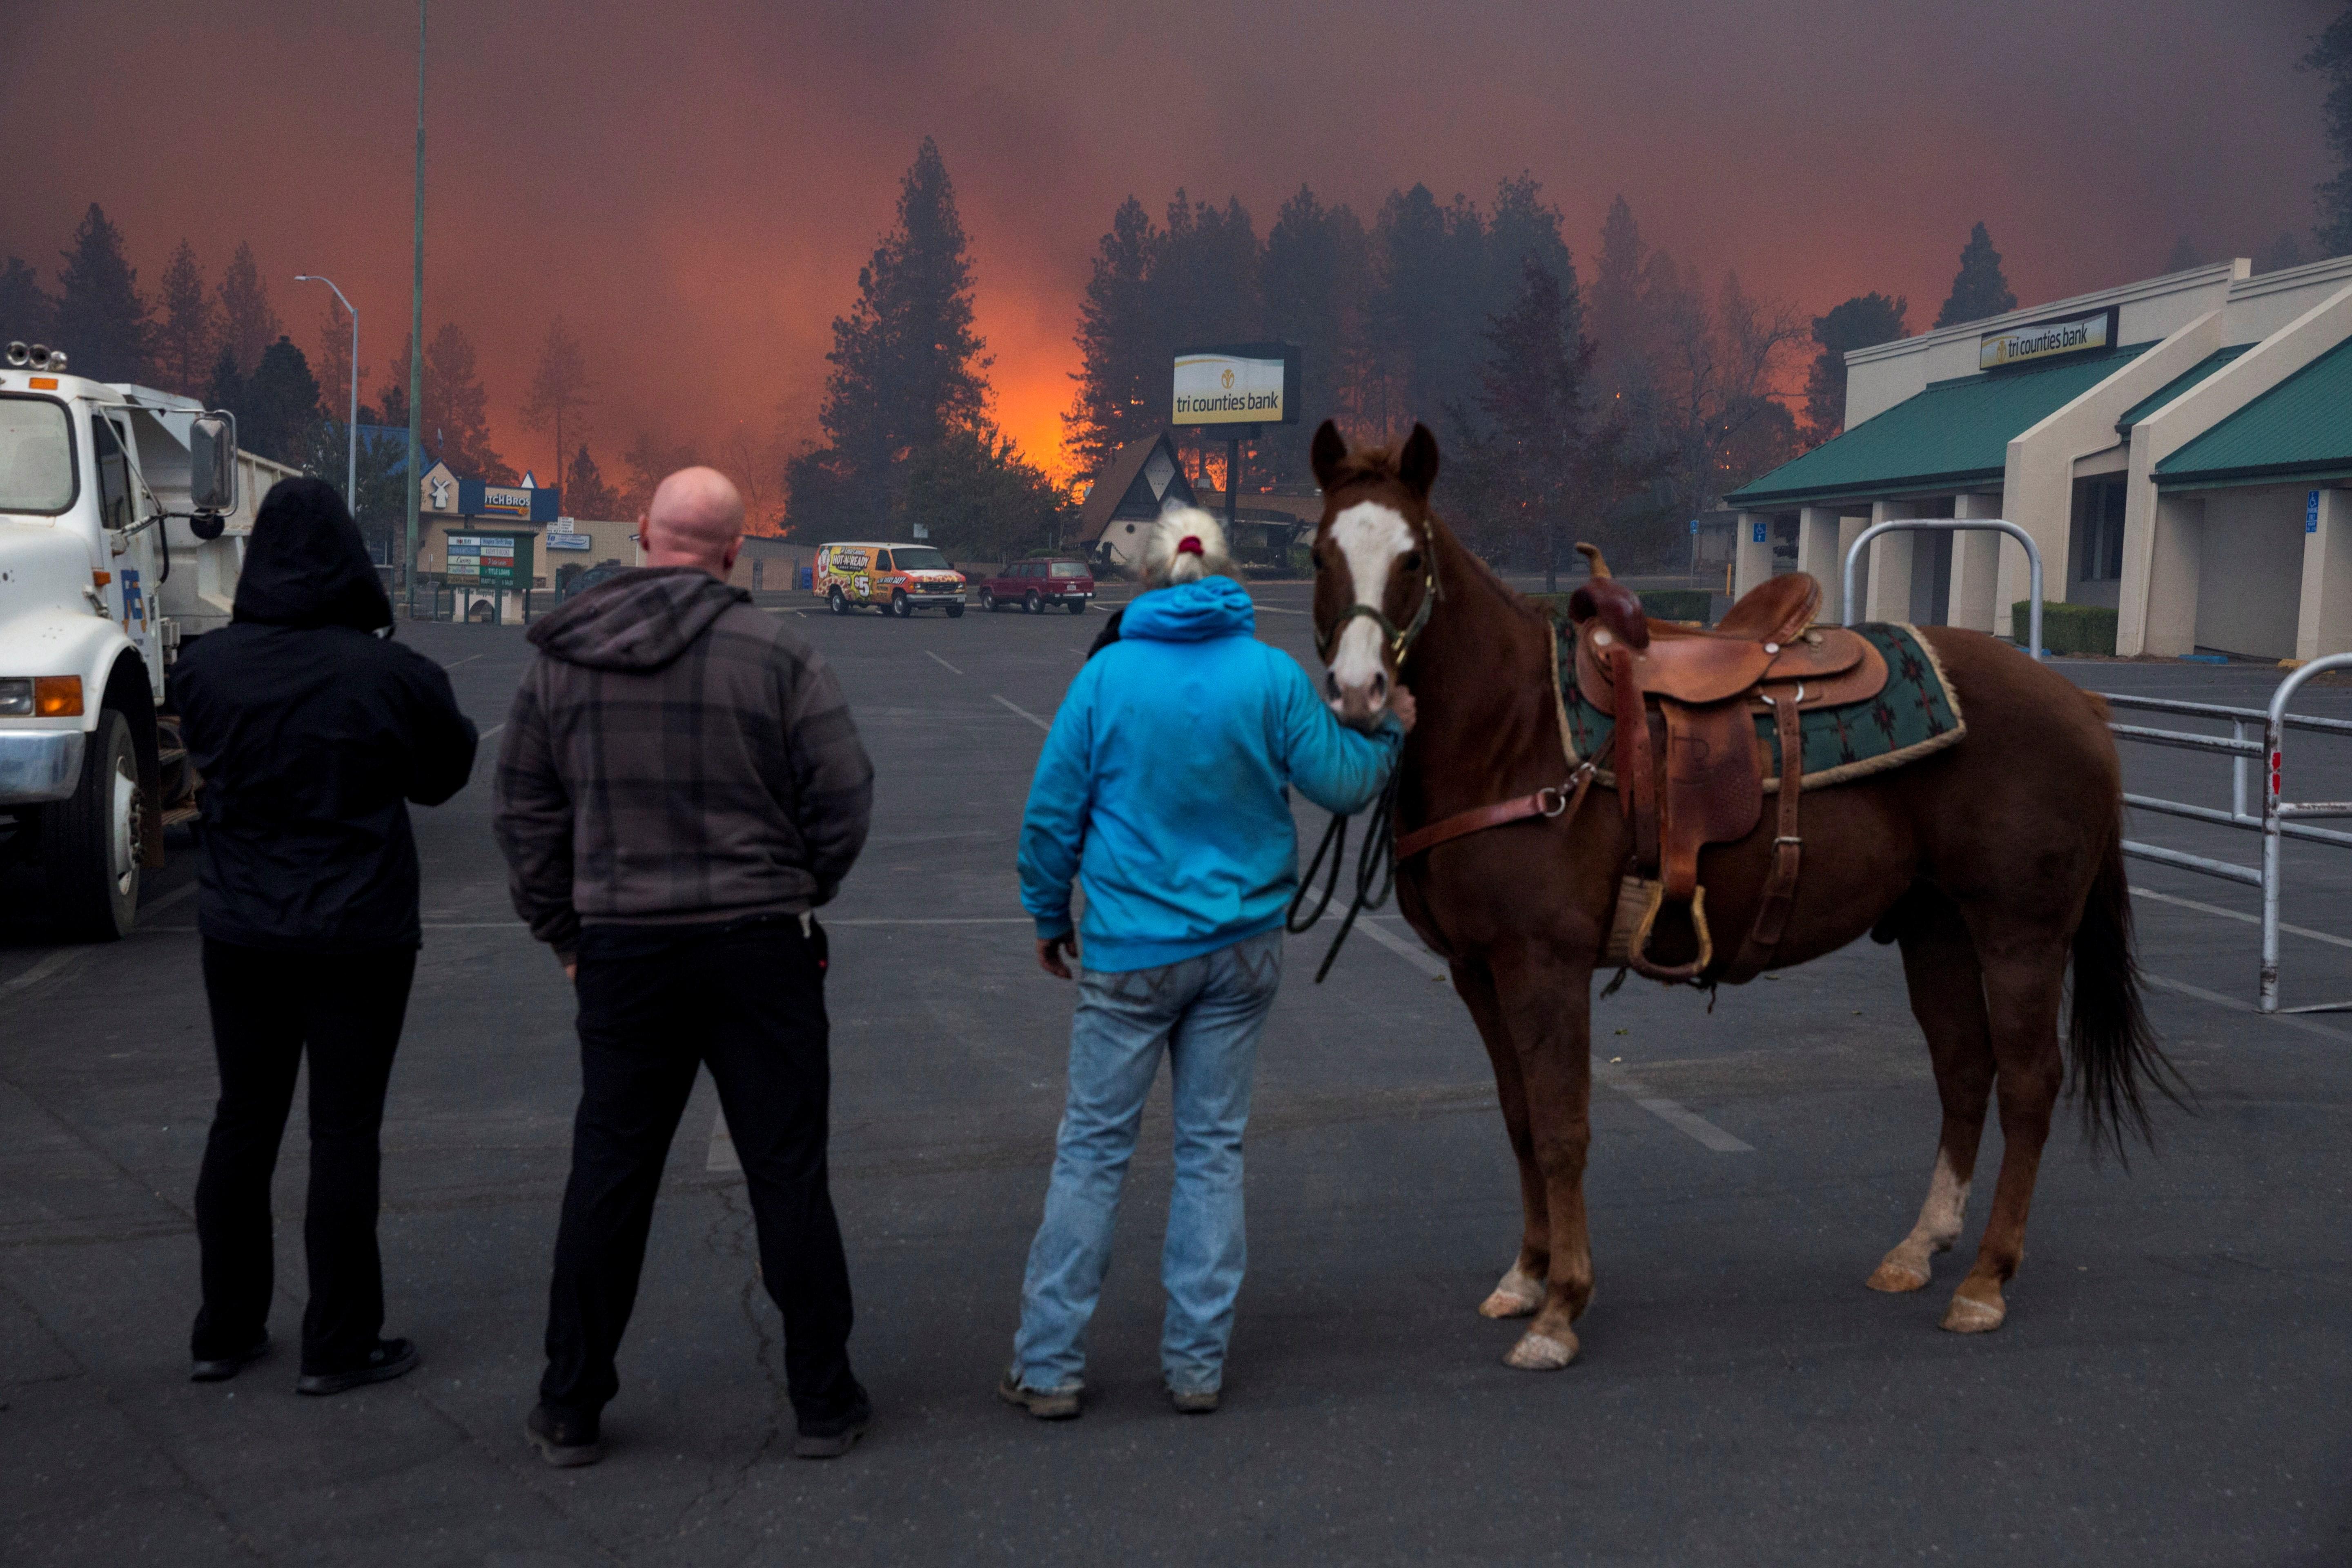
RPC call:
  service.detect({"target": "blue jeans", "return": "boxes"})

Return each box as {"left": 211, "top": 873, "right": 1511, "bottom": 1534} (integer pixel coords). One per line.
{"left": 1012, "top": 930, "right": 1284, "bottom": 1396}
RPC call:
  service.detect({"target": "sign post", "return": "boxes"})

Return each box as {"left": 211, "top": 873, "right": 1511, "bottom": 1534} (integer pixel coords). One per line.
{"left": 1172, "top": 343, "right": 1300, "bottom": 553}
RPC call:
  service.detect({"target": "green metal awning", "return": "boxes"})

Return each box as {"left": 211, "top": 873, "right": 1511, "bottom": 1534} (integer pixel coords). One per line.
{"left": 2156, "top": 336, "right": 2352, "bottom": 490}
{"left": 1726, "top": 345, "right": 2149, "bottom": 510}
{"left": 2114, "top": 343, "right": 2251, "bottom": 432}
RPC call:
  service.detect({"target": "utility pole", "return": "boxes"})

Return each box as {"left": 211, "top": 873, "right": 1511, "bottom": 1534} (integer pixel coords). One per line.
{"left": 402, "top": 0, "right": 427, "bottom": 618}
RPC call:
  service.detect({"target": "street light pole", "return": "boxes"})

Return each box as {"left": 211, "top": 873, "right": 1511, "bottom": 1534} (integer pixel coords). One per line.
{"left": 403, "top": 0, "right": 428, "bottom": 618}
{"left": 294, "top": 275, "right": 358, "bottom": 510}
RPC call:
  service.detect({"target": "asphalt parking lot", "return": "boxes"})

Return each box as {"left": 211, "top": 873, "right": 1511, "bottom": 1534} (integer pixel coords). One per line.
{"left": 3, "top": 581, "right": 2348, "bottom": 1566}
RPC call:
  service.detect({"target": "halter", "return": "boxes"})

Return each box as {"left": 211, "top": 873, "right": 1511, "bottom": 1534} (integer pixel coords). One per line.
{"left": 1313, "top": 508, "right": 1443, "bottom": 668}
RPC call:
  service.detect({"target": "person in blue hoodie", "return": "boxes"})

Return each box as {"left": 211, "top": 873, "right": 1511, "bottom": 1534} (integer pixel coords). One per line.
{"left": 998, "top": 508, "right": 1410, "bottom": 1419}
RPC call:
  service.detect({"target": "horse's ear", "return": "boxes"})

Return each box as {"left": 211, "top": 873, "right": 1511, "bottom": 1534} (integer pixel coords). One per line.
{"left": 1310, "top": 420, "right": 1348, "bottom": 490}
{"left": 1399, "top": 423, "right": 1441, "bottom": 498}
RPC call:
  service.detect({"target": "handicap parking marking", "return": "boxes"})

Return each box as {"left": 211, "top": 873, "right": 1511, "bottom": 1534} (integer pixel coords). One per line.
{"left": 1331, "top": 913, "right": 1754, "bottom": 1154}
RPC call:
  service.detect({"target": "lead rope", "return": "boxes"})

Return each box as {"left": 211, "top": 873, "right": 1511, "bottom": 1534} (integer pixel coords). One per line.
{"left": 1284, "top": 765, "right": 1403, "bottom": 983}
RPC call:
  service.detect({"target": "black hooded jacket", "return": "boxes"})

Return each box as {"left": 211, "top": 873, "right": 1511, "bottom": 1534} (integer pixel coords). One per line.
{"left": 168, "top": 478, "right": 479, "bottom": 951}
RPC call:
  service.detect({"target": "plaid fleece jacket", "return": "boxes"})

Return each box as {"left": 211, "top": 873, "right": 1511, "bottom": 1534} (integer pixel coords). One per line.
{"left": 492, "top": 567, "right": 873, "bottom": 963}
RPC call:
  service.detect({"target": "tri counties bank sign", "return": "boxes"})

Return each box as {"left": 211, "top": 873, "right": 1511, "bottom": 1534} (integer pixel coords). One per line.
{"left": 1978, "top": 306, "right": 2118, "bottom": 372}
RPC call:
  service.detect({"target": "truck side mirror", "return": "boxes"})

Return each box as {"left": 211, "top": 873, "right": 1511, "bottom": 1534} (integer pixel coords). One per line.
{"left": 189, "top": 412, "right": 238, "bottom": 529}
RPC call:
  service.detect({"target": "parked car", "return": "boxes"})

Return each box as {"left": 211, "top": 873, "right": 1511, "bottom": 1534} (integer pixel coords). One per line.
{"left": 976, "top": 559, "right": 1095, "bottom": 615}
{"left": 556, "top": 559, "right": 632, "bottom": 603}
{"left": 813, "top": 541, "right": 966, "bottom": 617}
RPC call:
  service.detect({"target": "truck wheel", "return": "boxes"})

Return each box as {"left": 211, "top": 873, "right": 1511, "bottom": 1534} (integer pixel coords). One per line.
{"left": 945, "top": 602, "right": 964, "bottom": 619}
{"left": 40, "top": 709, "right": 143, "bottom": 942}
{"left": 1067, "top": 599, "right": 1087, "bottom": 615}
{"left": 892, "top": 591, "right": 913, "bottom": 618}
{"left": 978, "top": 588, "right": 996, "bottom": 611}
{"left": 1024, "top": 590, "right": 1043, "bottom": 614}
{"left": 829, "top": 587, "right": 849, "bottom": 615}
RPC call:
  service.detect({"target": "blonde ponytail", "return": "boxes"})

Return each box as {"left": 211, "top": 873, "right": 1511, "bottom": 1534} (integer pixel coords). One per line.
{"left": 1141, "top": 506, "right": 1238, "bottom": 588}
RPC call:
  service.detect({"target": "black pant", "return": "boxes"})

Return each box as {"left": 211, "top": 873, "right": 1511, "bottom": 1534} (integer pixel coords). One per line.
{"left": 541, "top": 916, "right": 860, "bottom": 1430}
{"left": 192, "top": 939, "right": 417, "bottom": 1372}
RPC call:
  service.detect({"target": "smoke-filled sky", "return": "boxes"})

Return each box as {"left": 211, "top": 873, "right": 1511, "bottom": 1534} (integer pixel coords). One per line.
{"left": 2, "top": 1, "right": 2335, "bottom": 483}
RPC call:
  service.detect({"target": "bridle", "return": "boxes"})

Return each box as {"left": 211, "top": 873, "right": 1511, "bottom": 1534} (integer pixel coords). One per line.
{"left": 1311, "top": 503, "right": 1443, "bottom": 670}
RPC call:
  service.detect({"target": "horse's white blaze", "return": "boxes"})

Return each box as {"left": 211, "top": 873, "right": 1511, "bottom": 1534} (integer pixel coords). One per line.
{"left": 1327, "top": 501, "right": 1416, "bottom": 697}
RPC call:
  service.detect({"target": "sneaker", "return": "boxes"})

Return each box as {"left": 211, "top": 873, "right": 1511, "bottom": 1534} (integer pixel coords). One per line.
{"left": 295, "top": 1337, "right": 420, "bottom": 1396}
{"left": 1169, "top": 1386, "right": 1220, "bottom": 1414}
{"left": 995, "top": 1369, "right": 1080, "bottom": 1421}
{"left": 526, "top": 1403, "right": 606, "bottom": 1468}
{"left": 791, "top": 1394, "right": 873, "bottom": 1460}
{"left": 190, "top": 1332, "right": 270, "bottom": 1383}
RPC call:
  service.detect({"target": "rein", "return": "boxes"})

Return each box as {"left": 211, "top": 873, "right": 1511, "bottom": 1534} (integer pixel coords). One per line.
{"left": 1290, "top": 509, "right": 1592, "bottom": 982}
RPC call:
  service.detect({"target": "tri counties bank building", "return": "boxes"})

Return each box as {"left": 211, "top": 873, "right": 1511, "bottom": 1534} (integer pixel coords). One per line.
{"left": 1727, "top": 254, "right": 2352, "bottom": 661}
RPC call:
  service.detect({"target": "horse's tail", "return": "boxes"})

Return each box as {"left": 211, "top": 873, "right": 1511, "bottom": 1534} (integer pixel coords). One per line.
{"left": 2068, "top": 816, "right": 2187, "bottom": 1161}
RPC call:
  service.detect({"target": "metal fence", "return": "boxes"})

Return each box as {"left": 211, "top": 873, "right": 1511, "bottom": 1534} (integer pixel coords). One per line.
{"left": 2104, "top": 652, "right": 2352, "bottom": 1014}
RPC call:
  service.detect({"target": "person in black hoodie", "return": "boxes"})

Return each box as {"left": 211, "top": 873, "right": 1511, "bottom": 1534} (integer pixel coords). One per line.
{"left": 168, "top": 477, "right": 477, "bottom": 1394}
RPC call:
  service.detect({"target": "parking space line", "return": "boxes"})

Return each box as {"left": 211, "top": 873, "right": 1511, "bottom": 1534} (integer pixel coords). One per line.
{"left": 2132, "top": 886, "right": 2352, "bottom": 951}
{"left": 478, "top": 724, "right": 503, "bottom": 741}
{"left": 2143, "top": 971, "right": 2352, "bottom": 1042}
{"left": 1324, "top": 915, "right": 1753, "bottom": 1153}
{"left": 926, "top": 650, "right": 964, "bottom": 676}
{"left": 0, "top": 948, "right": 89, "bottom": 1001}
{"left": 992, "top": 694, "right": 1051, "bottom": 732}
{"left": 441, "top": 654, "right": 482, "bottom": 669}
{"left": 1252, "top": 604, "right": 1307, "bottom": 615}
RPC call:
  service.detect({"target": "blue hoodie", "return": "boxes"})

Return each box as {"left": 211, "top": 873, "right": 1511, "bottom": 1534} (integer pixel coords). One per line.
{"left": 1018, "top": 576, "right": 1402, "bottom": 972}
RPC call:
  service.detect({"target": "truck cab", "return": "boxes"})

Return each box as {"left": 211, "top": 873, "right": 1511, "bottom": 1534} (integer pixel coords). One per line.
{"left": 0, "top": 343, "right": 295, "bottom": 939}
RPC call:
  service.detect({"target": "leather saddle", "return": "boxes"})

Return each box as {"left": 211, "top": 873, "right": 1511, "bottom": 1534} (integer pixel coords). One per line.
{"left": 1565, "top": 544, "right": 1889, "bottom": 986}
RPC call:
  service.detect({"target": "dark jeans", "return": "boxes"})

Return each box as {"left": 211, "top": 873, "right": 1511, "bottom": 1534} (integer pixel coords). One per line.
{"left": 192, "top": 939, "right": 418, "bottom": 1372}
{"left": 541, "top": 915, "right": 860, "bottom": 1431}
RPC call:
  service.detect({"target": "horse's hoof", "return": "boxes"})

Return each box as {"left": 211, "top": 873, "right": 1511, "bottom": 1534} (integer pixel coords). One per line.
{"left": 1478, "top": 1266, "right": 1544, "bottom": 1319}
{"left": 1502, "top": 1329, "right": 1579, "bottom": 1370}
{"left": 1866, "top": 1253, "right": 1931, "bottom": 1293}
{"left": 1939, "top": 1286, "right": 2006, "bottom": 1334}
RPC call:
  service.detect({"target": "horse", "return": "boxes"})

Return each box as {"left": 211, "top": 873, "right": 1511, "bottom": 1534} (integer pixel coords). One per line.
{"left": 1304, "top": 419, "right": 2176, "bottom": 1370}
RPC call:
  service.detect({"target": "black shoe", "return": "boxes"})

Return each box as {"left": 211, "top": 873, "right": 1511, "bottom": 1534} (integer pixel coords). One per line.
{"left": 190, "top": 1332, "right": 270, "bottom": 1383}
{"left": 295, "top": 1337, "right": 420, "bottom": 1396}
{"left": 527, "top": 1403, "right": 606, "bottom": 1468}
{"left": 792, "top": 1391, "right": 873, "bottom": 1459}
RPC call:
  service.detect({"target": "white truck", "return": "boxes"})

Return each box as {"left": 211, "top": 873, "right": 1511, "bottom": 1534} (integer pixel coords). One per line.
{"left": 0, "top": 341, "right": 301, "bottom": 940}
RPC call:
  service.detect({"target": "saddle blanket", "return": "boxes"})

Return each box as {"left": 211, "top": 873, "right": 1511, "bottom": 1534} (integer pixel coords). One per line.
{"left": 1557, "top": 621, "right": 1967, "bottom": 789}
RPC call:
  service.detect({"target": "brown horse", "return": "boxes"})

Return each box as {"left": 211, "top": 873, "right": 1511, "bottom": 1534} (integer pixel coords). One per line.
{"left": 1306, "top": 420, "right": 2174, "bottom": 1370}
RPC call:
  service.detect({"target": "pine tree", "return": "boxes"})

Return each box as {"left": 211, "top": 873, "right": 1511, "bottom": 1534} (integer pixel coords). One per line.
{"left": 521, "top": 316, "right": 593, "bottom": 486}
{"left": 2307, "top": 4, "right": 2352, "bottom": 255}
{"left": 816, "top": 136, "right": 991, "bottom": 528}
{"left": 235, "top": 336, "right": 323, "bottom": 464}
{"left": 216, "top": 242, "right": 282, "bottom": 377}
{"left": 1372, "top": 184, "right": 1489, "bottom": 434}
{"left": 154, "top": 241, "right": 218, "bottom": 399}
{"left": 1802, "top": 292, "right": 1908, "bottom": 440}
{"left": 390, "top": 323, "right": 510, "bottom": 482}
{"left": 1475, "top": 258, "right": 1589, "bottom": 590}
{"left": 52, "top": 204, "right": 151, "bottom": 382}
{"left": 1934, "top": 223, "right": 2017, "bottom": 330}
{"left": 1260, "top": 186, "right": 1369, "bottom": 483}
{"left": 0, "top": 256, "right": 50, "bottom": 349}
{"left": 563, "top": 443, "right": 623, "bottom": 519}
{"left": 1063, "top": 196, "right": 1165, "bottom": 478}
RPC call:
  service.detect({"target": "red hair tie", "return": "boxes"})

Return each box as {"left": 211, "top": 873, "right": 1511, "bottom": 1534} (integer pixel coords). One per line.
{"left": 1176, "top": 535, "right": 1204, "bottom": 556}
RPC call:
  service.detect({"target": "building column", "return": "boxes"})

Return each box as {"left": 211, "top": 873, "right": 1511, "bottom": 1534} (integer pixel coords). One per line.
{"left": 2296, "top": 488, "right": 2352, "bottom": 661}
{"left": 1947, "top": 492, "right": 2005, "bottom": 635}
{"left": 1864, "top": 499, "right": 1918, "bottom": 622}
{"left": 2141, "top": 494, "right": 2206, "bottom": 658}
{"left": 1795, "top": 507, "right": 1844, "bottom": 619}
{"left": 1732, "top": 512, "right": 1774, "bottom": 600}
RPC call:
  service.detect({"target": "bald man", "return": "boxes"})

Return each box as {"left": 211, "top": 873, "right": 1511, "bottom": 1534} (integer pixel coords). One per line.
{"left": 494, "top": 467, "right": 875, "bottom": 1465}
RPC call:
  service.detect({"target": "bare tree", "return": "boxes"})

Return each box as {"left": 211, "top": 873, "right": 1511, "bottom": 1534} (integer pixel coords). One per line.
{"left": 520, "top": 316, "right": 593, "bottom": 488}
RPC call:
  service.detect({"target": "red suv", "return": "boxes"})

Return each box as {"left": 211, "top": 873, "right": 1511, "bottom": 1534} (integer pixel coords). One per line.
{"left": 977, "top": 559, "right": 1095, "bottom": 615}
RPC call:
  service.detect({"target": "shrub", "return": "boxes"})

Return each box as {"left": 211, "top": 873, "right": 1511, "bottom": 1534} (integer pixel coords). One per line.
{"left": 1523, "top": 588, "right": 1713, "bottom": 626}
{"left": 2012, "top": 600, "right": 2116, "bottom": 656}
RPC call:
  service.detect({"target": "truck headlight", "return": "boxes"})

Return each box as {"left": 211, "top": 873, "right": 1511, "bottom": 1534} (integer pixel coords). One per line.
{"left": 1, "top": 677, "right": 83, "bottom": 717}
